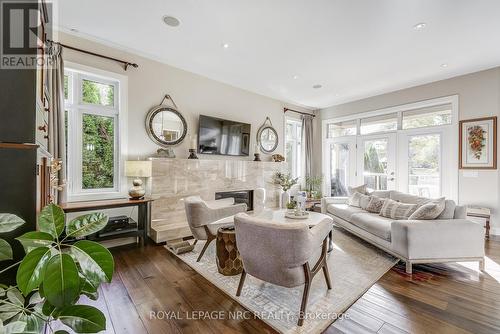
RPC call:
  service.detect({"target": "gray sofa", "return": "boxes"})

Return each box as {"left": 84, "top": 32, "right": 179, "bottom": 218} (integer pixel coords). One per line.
{"left": 321, "top": 191, "right": 485, "bottom": 274}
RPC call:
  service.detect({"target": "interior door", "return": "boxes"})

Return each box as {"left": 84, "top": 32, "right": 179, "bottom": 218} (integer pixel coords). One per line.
{"left": 357, "top": 133, "right": 397, "bottom": 191}
{"left": 327, "top": 137, "right": 356, "bottom": 197}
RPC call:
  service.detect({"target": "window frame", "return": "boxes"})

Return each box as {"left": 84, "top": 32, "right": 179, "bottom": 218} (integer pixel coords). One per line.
{"left": 65, "top": 62, "right": 128, "bottom": 202}
{"left": 285, "top": 117, "right": 302, "bottom": 178}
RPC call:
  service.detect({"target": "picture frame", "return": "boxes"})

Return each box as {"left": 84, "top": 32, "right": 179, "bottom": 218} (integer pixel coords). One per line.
{"left": 459, "top": 116, "right": 497, "bottom": 169}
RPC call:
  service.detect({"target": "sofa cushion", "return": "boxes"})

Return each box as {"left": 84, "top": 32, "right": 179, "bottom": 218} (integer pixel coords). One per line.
{"left": 408, "top": 198, "right": 446, "bottom": 220}
{"left": 347, "top": 192, "right": 362, "bottom": 207}
{"left": 359, "top": 194, "right": 371, "bottom": 210}
{"left": 366, "top": 196, "right": 386, "bottom": 213}
{"left": 390, "top": 191, "right": 429, "bottom": 205}
{"left": 348, "top": 184, "right": 368, "bottom": 195}
{"left": 327, "top": 204, "right": 365, "bottom": 221}
{"left": 437, "top": 200, "right": 457, "bottom": 219}
{"left": 350, "top": 213, "right": 392, "bottom": 241}
{"left": 380, "top": 198, "right": 417, "bottom": 220}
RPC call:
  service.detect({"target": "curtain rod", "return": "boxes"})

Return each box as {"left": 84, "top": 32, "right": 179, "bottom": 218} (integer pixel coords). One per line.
{"left": 283, "top": 108, "right": 315, "bottom": 118}
{"left": 48, "top": 40, "right": 139, "bottom": 71}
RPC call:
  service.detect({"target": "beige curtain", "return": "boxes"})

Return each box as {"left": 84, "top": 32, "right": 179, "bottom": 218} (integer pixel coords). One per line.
{"left": 48, "top": 43, "right": 67, "bottom": 204}
{"left": 301, "top": 114, "right": 314, "bottom": 181}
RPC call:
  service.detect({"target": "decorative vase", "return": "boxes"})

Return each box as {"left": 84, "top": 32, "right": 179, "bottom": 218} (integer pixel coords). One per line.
{"left": 279, "top": 190, "right": 290, "bottom": 209}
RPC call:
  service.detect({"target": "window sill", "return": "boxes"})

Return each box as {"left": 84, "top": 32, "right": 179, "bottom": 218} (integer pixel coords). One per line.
{"left": 67, "top": 192, "right": 127, "bottom": 203}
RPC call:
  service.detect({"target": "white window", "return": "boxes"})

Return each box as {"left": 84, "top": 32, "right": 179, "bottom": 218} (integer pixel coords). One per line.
{"left": 360, "top": 113, "right": 398, "bottom": 135}
{"left": 402, "top": 103, "right": 452, "bottom": 129}
{"left": 285, "top": 118, "right": 302, "bottom": 178}
{"left": 65, "top": 64, "right": 127, "bottom": 201}
{"left": 327, "top": 120, "right": 357, "bottom": 138}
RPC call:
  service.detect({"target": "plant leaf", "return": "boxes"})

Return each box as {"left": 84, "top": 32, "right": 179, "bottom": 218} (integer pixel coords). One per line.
{"left": 3, "top": 320, "right": 26, "bottom": 334}
{"left": 0, "top": 214, "right": 25, "bottom": 233}
{"left": 16, "top": 313, "right": 45, "bottom": 334}
{"left": 0, "top": 303, "right": 20, "bottom": 322}
{"left": 16, "top": 232, "right": 54, "bottom": 253}
{"left": 58, "top": 305, "right": 106, "bottom": 333}
{"left": 38, "top": 204, "right": 65, "bottom": 239}
{"left": 16, "top": 247, "right": 51, "bottom": 296}
{"left": 72, "top": 240, "right": 114, "bottom": 286}
{"left": 66, "top": 213, "right": 108, "bottom": 238}
{"left": 54, "top": 331, "right": 70, "bottom": 334}
{"left": 79, "top": 276, "right": 99, "bottom": 301}
{"left": 41, "top": 300, "right": 56, "bottom": 317}
{"left": 6, "top": 289, "right": 24, "bottom": 306}
{"left": 42, "top": 254, "right": 80, "bottom": 308}
{"left": 0, "top": 239, "right": 12, "bottom": 261}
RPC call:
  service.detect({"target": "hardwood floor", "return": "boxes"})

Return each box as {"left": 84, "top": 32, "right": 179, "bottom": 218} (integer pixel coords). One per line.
{"left": 97, "top": 237, "right": 500, "bottom": 334}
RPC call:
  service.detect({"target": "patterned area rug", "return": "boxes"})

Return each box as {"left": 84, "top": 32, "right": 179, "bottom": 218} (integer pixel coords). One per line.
{"left": 166, "top": 227, "right": 397, "bottom": 333}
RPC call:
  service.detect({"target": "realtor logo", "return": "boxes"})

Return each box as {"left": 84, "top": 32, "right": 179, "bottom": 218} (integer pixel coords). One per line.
{"left": 0, "top": 0, "right": 52, "bottom": 69}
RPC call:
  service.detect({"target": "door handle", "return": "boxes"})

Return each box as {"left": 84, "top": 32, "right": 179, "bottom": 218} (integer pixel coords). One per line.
{"left": 389, "top": 177, "right": 395, "bottom": 181}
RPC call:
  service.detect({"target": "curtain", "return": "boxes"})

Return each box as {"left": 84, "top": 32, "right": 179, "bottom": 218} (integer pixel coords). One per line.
{"left": 301, "top": 114, "right": 314, "bottom": 182}
{"left": 48, "top": 43, "right": 67, "bottom": 204}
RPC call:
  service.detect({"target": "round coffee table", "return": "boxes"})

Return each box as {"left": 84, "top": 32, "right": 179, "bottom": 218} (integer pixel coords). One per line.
{"left": 216, "top": 226, "right": 243, "bottom": 276}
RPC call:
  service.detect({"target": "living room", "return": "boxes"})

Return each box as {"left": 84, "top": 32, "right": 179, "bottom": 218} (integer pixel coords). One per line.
{"left": 0, "top": 1, "right": 499, "bottom": 333}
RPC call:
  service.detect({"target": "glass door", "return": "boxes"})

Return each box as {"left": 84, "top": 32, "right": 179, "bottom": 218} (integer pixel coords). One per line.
{"left": 357, "top": 133, "right": 397, "bottom": 190}
{"left": 327, "top": 138, "right": 356, "bottom": 197}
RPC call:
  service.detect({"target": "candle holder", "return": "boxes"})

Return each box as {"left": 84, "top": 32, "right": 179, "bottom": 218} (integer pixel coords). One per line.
{"left": 188, "top": 149, "right": 198, "bottom": 159}
{"left": 253, "top": 153, "right": 261, "bottom": 161}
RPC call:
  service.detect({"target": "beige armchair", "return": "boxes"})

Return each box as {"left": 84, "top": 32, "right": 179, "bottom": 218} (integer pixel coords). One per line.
{"left": 234, "top": 213, "right": 332, "bottom": 326}
{"left": 184, "top": 196, "right": 247, "bottom": 262}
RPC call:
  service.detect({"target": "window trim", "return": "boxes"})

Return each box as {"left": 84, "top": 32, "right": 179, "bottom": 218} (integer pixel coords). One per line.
{"left": 285, "top": 116, "right": 302, "bottom": 178}
{"left": 65, "top": 62, "right": 128, "bottom": 202}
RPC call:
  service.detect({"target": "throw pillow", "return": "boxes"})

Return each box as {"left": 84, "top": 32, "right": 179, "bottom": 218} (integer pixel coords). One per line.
{"left": 379, "top": 198, "right": 418, "bottom": 220}
{"left": 366, "top": 196, "right": 386, "bottom": 213}
{"left": 348, "top": 192, "right": 362, "bottom": 207}
{"left": 348, "top": 184, "right": 367, "bottom": 195}
{"left": 359, "top": 193, "right": 371, "bottom": 210}
{"left": 408, "top": 197, "right": 446, "bottom": 220}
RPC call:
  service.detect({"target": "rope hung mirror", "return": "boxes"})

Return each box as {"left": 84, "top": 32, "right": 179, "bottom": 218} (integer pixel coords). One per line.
{"left": 145, "top": 94, "right": 187, "bottom": 147}
{"left": 257, "top": 117, "right": 279, "bottom": 154}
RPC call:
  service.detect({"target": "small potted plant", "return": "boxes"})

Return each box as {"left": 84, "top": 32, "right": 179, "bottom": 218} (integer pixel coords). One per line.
{"left": 286, "top": 200, "right": 297, "bottom": 213}
{"left": 272, "top": 172, "right": 298, "bottom": 208}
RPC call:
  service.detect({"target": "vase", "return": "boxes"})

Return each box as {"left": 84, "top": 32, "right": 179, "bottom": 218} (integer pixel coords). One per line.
{"left": 279, "top": 190, "right": 290, "bottom": 209}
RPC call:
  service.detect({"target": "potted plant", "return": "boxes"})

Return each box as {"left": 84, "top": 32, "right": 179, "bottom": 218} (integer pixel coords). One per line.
{"left": 272, "top": 172, "right": 298, "bottom": 208}
{"left": 0, "top": 203, "right": 113, "bottom": 333}
{"left": 305, "top": 175, "right": 323, "bottom": 199}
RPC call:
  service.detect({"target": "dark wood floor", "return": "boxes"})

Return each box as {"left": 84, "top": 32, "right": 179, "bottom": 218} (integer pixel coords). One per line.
{"left": 94, "top": 237, "right": 500, "bottom": 334}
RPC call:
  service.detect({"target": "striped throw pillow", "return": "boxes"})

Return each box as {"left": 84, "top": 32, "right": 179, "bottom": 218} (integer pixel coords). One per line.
{"left": 379, "top": 198, "right": 417, "bottom": 220}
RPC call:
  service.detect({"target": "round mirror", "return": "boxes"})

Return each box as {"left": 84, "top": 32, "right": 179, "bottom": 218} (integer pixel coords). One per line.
{"left": 259, "top": 126, "right": 278, "bottom": 153}
{"left": 145, "top": 106, "right": 187, "bottom": 147}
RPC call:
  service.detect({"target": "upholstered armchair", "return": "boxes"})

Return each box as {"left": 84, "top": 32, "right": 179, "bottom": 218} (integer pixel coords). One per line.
{"left": 184, "top": 196, "right": 247, "bottom": 262}
{"left": 234, "top": 213, "right": 332, "bottom": 326}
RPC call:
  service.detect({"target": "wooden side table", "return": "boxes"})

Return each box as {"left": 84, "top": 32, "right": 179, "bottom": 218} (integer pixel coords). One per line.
{"left": 216, "top": 226, "right": 243, "bottom": 276}
{"left": 305, "top": 199, "right": 322, "bottom": 212}
{"left": 467, "top": 206, "right": 491, "bottom": 239}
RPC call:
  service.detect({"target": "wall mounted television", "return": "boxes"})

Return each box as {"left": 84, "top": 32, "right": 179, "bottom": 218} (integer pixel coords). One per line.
{"left": 198, "top": 115, "right": 251, "bottom": 156}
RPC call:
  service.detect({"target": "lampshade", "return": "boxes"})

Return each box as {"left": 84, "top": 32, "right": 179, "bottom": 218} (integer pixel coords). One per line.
{"left": 125, "top": 160, "right": 152, "bottom": 178}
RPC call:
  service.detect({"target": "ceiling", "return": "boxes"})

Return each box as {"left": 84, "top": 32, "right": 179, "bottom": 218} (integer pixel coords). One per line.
{"left": 55, "top": 0, "right": 500, "bottom": 109}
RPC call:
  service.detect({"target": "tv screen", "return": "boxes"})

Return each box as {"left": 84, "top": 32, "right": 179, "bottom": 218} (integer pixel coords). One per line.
{"left": 198, "top": 115, "right": 251, "bottom": 156}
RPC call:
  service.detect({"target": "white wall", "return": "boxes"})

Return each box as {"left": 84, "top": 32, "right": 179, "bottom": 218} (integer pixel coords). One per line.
{"left": 59, "top": 32, "right": 312, "bottom": 162}
{"left": 320, "top": 67, "right": 500, "bottom": 235}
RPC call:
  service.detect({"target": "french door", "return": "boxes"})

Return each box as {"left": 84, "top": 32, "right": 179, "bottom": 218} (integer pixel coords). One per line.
{"left": 357, "top": 133, "right": 397, "bottom": 191}
{"left": 327, "top": 137, "right": 356, "bottom": 197}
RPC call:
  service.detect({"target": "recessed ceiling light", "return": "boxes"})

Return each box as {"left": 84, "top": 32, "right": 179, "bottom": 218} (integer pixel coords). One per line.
{"left": 163, "top": 15, "right": 180, "bottom": 27}
{"left": 293, "top": 75, "right": 299, "bottom": 80}
{"left": 313, "top": 84, "right": 322, "bottom": 89}
{"left": 222, "top": 43, "right": 230, "bottom": 49}
{"left": 413, "top": 22, "right": 426, "bottom": 30}
{"left": 441, "top": 63, "right": 448, "bottom": 68}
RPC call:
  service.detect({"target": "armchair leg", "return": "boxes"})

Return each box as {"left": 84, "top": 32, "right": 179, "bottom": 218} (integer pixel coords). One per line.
{"left": 196, "top": 235, "right": 215, "bottom": 262}
{"left": 322, "top": 263, "right": 332, "bottom": 290}
{"left": 236, "top": 269, "right": 246, "bottom": 296}
{"left": 298, "top": 263, "right": 312, "bottom": 326}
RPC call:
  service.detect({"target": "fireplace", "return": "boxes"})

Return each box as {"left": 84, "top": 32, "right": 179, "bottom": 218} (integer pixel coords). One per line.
{"left": 215, "top": 190, "right": 253, "bottom": 211}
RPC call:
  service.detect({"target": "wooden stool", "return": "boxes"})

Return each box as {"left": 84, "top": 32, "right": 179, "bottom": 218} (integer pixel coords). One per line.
{"left": 216, "top": 226, "right": 243, "bottom": 276}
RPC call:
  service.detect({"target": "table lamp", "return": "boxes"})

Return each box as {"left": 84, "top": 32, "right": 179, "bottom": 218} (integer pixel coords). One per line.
{"left": 125, "top": 160, "right": 152, "bottom": 199}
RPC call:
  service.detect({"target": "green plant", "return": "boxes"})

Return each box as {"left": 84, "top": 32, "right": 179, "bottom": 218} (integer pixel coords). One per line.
{"left": 273, "top": 172, "right": 298, "bottom": 192}
{"left": 286, "top": 201, "right": 297, "bottom": 210}
{"left": 0, "top": 203, "right": 113, "bottom": 333}
{"left": 305, "top": 175, "right": 323, "bottom": 198}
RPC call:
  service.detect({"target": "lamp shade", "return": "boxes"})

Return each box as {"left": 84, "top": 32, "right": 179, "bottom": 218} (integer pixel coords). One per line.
{"left": 125, "top": 160, "right": 152, "bottom": 178}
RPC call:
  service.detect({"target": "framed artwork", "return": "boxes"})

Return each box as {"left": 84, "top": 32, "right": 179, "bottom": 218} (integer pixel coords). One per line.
{"left": 459, "top": 116, "right": 497, "bottom": 169}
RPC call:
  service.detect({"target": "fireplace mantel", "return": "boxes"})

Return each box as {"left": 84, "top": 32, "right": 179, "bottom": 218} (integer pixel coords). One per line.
{"left": 149, "top": 158, "right": 286, "bottom": 242}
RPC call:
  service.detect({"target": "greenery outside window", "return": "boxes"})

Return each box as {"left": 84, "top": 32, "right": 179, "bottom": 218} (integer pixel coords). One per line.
{"left": 402, "top": 104, "right": 452, "bottom": 129}
{"left": 65, "top": 68, "right": 121, "bottom": 200}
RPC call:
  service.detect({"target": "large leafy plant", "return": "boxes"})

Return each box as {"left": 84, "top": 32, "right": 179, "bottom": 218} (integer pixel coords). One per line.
{"left": 0, "top": 204, "right": 113, "bottom": 333}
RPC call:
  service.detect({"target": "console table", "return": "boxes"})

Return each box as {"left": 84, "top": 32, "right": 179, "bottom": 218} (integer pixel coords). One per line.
{"left": 60, "top": 198, "right": 153, "bottom": 246}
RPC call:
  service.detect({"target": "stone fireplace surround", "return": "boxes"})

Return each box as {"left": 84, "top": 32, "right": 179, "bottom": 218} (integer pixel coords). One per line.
{"left": 149, "top": 158, "right": 286, "bottom": 243}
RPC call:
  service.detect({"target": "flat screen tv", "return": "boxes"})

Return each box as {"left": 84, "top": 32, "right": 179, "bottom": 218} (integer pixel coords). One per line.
{"left": 198, "top": 115, "right": 251, "bottom": 156}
